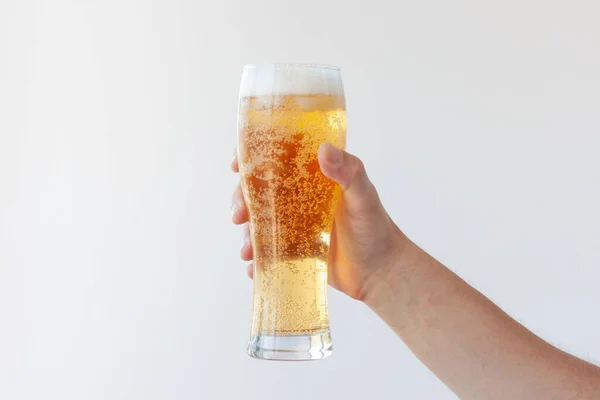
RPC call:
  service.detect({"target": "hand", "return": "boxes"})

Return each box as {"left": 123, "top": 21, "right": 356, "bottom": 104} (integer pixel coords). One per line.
{"left": 231, "top": 143, "right": 405, "bottom": 301}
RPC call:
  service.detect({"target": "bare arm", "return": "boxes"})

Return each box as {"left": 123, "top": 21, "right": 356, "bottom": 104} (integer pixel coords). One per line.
{"left": 232, "top": 144, "right": 600, "bottom": 398}
{"left": 366, "top": 234, "right": 600, "bottom": 399}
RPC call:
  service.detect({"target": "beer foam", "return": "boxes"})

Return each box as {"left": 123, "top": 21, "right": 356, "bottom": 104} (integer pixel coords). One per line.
{"left": 239, "top": 64, "right": 344, "bottom": 97}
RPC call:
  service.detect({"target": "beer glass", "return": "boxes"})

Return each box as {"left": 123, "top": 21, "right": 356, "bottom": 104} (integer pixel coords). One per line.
{"left": 237, "top": 64, "right": 346, "bottom": 361}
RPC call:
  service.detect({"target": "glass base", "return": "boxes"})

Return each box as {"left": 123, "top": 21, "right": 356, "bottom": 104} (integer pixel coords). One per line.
{"left": 247, "top": 331, "right": 333, "bottom": 361}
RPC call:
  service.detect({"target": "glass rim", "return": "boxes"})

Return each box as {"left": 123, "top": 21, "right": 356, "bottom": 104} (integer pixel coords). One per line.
{"left": 243, "top": 63, "right": 340, "bottom": 71}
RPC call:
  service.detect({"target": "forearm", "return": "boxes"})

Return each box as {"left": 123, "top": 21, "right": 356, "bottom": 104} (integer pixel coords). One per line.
{"left": 365, "top": 235, "right": 600, "bottom": 399}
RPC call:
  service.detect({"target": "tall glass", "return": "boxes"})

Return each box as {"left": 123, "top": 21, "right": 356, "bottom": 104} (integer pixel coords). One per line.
{"left": 237, "top": 64, "right": 346, "bottom": 361}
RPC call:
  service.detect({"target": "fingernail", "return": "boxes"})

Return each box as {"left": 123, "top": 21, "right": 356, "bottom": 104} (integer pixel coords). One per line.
{"left": 324, "top": 143, "right": 342, "bottom": 165}
{"left": 231, "top": 203, "right": 239, "bottom": 217}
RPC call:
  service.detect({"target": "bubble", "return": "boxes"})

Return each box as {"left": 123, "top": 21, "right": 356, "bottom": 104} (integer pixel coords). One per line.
{"left": 240, "top": 94, "right": 345, "bottom": 336}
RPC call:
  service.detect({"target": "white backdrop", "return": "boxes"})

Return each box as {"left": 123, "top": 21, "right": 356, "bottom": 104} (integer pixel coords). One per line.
{"left": 1, "top": 0, "right": 599, "bottom": 399}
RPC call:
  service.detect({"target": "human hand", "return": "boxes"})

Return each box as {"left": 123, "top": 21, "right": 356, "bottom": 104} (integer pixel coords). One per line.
{"left": 231, "top": 143, "right": 405, "bottom": 302}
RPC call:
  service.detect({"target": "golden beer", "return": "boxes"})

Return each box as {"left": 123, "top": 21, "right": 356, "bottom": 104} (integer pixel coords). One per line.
{"left": 238, "top": 64, "right": 346, "bottom": 360}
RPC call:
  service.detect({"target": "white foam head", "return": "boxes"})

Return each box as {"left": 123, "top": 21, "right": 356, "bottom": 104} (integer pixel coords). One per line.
{"left": 239, "top": 64, "right": 344, "bottom": 97}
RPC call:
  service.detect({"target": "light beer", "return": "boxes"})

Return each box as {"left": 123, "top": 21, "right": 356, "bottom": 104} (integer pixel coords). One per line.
{"left": 238, "top": 64, "right": 346, "bottom": 360}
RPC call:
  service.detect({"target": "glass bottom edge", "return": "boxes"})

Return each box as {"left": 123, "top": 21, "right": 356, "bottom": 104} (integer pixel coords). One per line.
{"left": 247, "top": 331, "right": 332, "bottom": 361}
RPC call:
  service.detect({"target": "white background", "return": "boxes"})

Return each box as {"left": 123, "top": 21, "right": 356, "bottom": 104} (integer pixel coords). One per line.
{"left": 1, "top": 0, "right": 599, "bottom": 399}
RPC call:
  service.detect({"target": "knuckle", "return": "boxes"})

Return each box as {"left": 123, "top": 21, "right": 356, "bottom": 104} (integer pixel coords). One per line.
{"left": 349, "top": 156, "right": 367, "bottom": 183}
{"left": 354, "top": 158, "right": 366, "bottom": 176}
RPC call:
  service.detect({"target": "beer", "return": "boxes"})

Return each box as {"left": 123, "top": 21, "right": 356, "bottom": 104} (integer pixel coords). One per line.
{"left": 239, "top": 94, "right": 346, "bottom": 334}
{"left": 238, "top": 64, "right": 346, "bottom": 360}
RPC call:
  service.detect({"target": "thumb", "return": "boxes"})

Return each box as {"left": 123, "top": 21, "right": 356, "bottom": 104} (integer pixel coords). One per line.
{"left": 318, "top": 143, "right": 381, "bottom": 216}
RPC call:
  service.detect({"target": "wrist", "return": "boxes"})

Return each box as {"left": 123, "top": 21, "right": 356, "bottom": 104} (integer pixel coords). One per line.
{"left": 361, "top": 224, "right": 414, "bottom": 310}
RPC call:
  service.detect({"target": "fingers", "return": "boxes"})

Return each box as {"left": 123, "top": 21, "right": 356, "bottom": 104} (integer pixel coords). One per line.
{"left": 232, "top": 147, "right": 253, "bottom": 279}
{"left": 231, "top": 184, "right": 249, "bottom": 224}
{"left": 318, "top": 143, "right": 370, "bottom": 193}
{"left": 231, "top": 148, "right": 249, "bottom": 224}
{"left": 318, "top": 143, "right": 381, "bottom": 216}
{"left": 231, "top": 148, "right": 239, "bottom": 172}
{"left": 240, "top": 223, "right": 253, "bottom": 261}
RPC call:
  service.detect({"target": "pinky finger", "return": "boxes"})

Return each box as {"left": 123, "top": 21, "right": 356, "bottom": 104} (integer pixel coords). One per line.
{"left": 247, "top": 263, "right": 254, "bottom": 279}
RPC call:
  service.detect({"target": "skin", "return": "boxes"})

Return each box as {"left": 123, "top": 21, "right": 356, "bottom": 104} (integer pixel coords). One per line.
{"left": 231, "top": 143, "right": 600, "bottom": 399}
